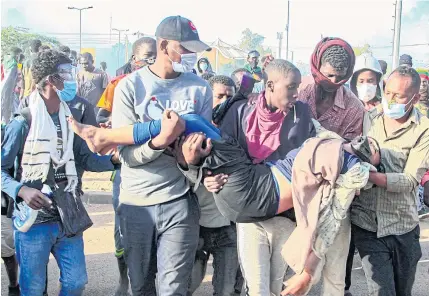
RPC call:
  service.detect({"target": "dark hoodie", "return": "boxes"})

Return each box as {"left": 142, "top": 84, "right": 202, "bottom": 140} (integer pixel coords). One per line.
{"left": 197, "top": 57, "right": 215, "bottom": 76}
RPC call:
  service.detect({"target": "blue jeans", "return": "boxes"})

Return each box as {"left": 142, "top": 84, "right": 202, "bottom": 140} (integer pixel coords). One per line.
{"left": 118, "top": 192, "right": 200, "bottom": 296}
{"left": 14, "top": 221, "right": 87, "bottom": 296}
{"left": 112, "top": 169, "right": 123, "bottom": 257}
{"left": 188, "top": 225, "right": 241, "bottom": 296}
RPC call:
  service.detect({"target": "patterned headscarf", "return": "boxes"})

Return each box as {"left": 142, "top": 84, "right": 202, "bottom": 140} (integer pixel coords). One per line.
{"left": 310, "top": 37, "right": 355, "bottom": 92}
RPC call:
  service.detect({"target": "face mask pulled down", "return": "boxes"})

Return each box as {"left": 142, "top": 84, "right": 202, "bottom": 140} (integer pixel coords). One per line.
{"left": 169, "top": 48, "right": 197, "bottom": 73}
{"left": 382, "top": 95, "right": 414, "bottom": 120}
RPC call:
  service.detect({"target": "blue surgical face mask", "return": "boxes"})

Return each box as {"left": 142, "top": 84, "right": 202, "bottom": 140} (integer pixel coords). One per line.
{"left": 382, "top": 95, "right": 414, "bottom": 119}
{"left": 56, "top": 80, "right": 77, "bottom": 102}
{"left": 200, "top": 62, "right": 208, "bottom": 72}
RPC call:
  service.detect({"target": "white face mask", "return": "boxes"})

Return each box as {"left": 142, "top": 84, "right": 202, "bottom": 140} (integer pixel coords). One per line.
{"left": 169, "top": 48, "right": 197, "bottom": 73}
{"left": 357, "top": 83, "right": 377, "bottom": 102}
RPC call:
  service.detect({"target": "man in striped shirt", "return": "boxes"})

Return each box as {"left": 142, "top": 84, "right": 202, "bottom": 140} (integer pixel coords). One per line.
{"left": 351, "top": 65, "right": 429, "bottom": 296}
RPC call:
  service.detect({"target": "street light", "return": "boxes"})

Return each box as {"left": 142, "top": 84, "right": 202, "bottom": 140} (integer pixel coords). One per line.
{"left": 285, "top": 0, "right": 290, "bottom": 60}
{"left": 133, "top": 31, "right": 143, "bottom": 39}
{"left": 68, "top": 6, "right": 93, "bottom": 54}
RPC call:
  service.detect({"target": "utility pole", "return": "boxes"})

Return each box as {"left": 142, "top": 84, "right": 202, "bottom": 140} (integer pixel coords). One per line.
{"left": 68, "top": 6, "right": 93, "bottom": 53}
{"left": 285, "top": 0, "right": 290, "bottom": 60}
{"left": 290, "top": 51, "right": 294, "bottom": 64}
{"left": 125, "top": 34, "right": 129, "bottom": 62}
{"left": 133, "top": 31, "right": 143, "bottom": 39}
{"left": 109, "top": 14, "right": 112, "bottom": 44}
{"left": 392, "top": 0, "right": 403, "bottom": 69}
{"left": 112, "top": 28, "right": 129, "bottom": 67}
{"left": 277, "top": 32, "right": 283, "bottom": 59}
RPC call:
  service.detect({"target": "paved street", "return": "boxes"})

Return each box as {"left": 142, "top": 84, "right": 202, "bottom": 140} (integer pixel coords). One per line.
{"left": 2, "top": 204, "right": 429, "bottom": 296}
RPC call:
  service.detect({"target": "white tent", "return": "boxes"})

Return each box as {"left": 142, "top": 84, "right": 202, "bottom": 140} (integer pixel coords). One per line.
{"left": 199, "top": 38, "right": 248, "bottom": 73}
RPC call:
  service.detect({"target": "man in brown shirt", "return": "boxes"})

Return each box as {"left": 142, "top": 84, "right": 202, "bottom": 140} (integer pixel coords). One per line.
{"left": 352, "top": 66, "right": 428, "bottom": 295}
{"left": 77, "top": 52, "right": 109, "bottom": 113}
{"left": 298, "top": 37, "right": 365, "bottom": 140}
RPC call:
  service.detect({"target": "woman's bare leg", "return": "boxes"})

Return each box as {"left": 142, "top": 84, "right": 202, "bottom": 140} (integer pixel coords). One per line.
{"left": 67, "top": 117, "right": 134, "bottom": 153}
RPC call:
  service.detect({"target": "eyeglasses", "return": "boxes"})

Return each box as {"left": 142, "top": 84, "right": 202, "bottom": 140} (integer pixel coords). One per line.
{"left": 53, "top": 66, "right": 77, "bottom": 82}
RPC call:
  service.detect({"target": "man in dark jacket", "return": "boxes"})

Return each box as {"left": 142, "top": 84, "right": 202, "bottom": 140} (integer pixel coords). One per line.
{"left": 178, "top": 59, "right": 315, "bottom": 295}
{"left": 116, "top": 37, "right": 156, "bottom": 76}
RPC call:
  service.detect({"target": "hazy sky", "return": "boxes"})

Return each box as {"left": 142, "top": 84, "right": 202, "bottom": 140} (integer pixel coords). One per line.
{"left": 2, "top": 0, "right": 428, "bottom": 66}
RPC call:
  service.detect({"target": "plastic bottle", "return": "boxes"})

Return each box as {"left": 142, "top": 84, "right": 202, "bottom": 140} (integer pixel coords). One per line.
{"left": 14, "top": 184, "right": 53, "bottom": 232}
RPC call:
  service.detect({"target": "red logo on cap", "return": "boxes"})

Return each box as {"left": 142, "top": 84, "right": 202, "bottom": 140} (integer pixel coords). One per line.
{"left": 188, "top": 21, "right": 198, "bottom": 34}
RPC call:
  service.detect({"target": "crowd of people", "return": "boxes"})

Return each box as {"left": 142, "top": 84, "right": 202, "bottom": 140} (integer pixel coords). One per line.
{"left": 1, "top": 14, "right": 429, "bottom": 296}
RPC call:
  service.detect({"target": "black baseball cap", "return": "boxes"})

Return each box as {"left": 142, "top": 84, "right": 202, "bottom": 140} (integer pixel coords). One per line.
{"left": 155, "top": 16, "right": 211, "bottom": 53}
{"left": 399, "top": 54, "right": 413, "bottom": 66}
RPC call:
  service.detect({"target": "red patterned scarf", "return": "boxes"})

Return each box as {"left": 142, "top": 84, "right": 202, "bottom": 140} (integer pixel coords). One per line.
{"left": 310, "top": 37, "right": 355, "bottom": 92}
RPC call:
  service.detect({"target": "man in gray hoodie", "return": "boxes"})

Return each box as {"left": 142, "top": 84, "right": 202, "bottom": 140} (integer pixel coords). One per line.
{"left": 111, "top": 16, "right": 213, "bottom": 295}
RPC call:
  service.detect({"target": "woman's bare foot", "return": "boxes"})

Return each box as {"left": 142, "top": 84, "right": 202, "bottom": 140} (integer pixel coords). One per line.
{"left": 67, "top": 117, "right": 108, "bottom": 153}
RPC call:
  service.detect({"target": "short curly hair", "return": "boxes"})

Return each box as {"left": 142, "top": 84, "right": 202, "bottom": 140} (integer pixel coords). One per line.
{"left": 81, "top": 52, "right": 94, "bottom": 62}
{"left": 201, "top": 72, "right": 215, "bottom": 81}
{"left": 40, "top": 45, "right": 51, "bottom": 51}
{"left": 265, "top": 59, "right": 300, "bottom": 78}
{"left": 31, "top": 50, "right": 72, "bottom": 86}
{"left": 208, "top": 75, "right": 235, "bottom": 89}
{"left": 321, "top": 45, "right": 350, "bottom": 71}
{"left": 30, "top": 39, "right": 42, "bottom": 53}
{"left": 59, "top": 45, "right": 71, "bottom": 54}
{"left": 231, "top": 68, "right": 252, "bottom": 88}
{"left": 390, "top": 65, "right": 421, "bottom": 93}
{"left": 10, "top": 47, "right": 22, "bottom": 56}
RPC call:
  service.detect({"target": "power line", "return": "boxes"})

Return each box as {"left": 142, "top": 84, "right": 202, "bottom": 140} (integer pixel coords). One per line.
{"left": 372, "top": 43, "right": 428, "bottom": 49}
{"left": 266, "top": 43, "right": 428, "bottom": 52}
{"left": 45, "top": 32, "right": 118, "bottom": 36}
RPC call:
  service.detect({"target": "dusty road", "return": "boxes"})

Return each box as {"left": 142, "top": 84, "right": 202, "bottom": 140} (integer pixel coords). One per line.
{"left": 2, "top": 204, "right": 429, "bottom": 295}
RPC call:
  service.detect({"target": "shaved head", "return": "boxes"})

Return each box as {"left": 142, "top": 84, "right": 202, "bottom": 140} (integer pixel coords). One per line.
{"left": 264, "top": 59, "right": 301, "bottom": 113}
{"left": 265, "top": 59, "right": 300, "bottom": 81}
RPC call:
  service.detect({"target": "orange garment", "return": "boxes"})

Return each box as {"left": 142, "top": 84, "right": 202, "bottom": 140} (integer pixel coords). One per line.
{"left": 96, "top": 74, "right": 127, "bottom": 112}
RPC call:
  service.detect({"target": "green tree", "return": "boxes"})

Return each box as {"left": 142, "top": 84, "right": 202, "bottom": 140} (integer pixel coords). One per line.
{"left": 353, "top": 44, "right": 372, "bottom": 57}
{"left": 1, "top": 26, "right": 61, "bottom": 57}
{"left": 238, "top": 28, "right": 272, "bottom": 55}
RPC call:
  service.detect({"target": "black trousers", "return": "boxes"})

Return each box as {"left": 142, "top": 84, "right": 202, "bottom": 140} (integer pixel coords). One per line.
{"left": 353, "top": 224, "right": 421, "bottom": 296}
{"left": 345, "top": 227, "right": 355, "bottom": 291}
